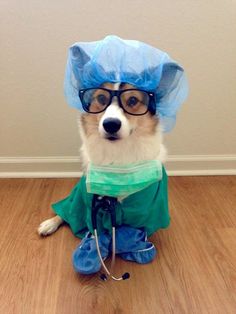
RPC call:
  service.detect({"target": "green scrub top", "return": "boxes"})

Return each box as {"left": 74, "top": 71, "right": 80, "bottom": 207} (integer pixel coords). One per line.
{"left": 52, "top": 166, "right": 170, "bottom": 238}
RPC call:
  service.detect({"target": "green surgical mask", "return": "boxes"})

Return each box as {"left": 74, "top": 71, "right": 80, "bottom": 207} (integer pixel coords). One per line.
{"left": 86, "top": 160, "right": 163, "bottom": 198}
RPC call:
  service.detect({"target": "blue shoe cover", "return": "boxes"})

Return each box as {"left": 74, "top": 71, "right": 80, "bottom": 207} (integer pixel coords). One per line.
{"left": 72, "top": 232, "right": 111, "bottom": 275}
{"left": 115, "top": 226, "right": 157, "bottom": 264}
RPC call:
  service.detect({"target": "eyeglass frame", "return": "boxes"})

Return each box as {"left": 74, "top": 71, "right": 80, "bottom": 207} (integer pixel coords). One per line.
{"left": 78, "top": 87, "right": 156, "bottom": 116}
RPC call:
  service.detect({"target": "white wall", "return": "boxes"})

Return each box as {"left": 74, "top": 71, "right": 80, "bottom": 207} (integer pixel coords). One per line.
{"left": 1, "top": 1, "right": 236, "bottom": 176}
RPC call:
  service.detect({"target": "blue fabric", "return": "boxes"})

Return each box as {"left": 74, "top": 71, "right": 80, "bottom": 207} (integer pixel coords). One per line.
{"left": 64, "top": 35, "right": 188, "bottom": 131}
{"left": 115, "top": 226, "right": 157, "bottom": 264}
{"left": 72, "top": 232, "right": 111, "bottom": 275}
{"left": 72, "top": 226, "right": 157, "bottom": 275}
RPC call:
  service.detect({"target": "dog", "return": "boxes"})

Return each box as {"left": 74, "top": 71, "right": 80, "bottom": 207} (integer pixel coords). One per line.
{"left": 38, "top": 82, "right": 167, "bottom": 236}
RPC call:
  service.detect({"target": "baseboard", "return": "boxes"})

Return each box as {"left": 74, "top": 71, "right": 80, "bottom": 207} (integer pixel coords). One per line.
{"left": 0, "top": 155, "right": 235, "bottom": 178}
{"left": 165, "top": 155, "right": 236, "bottom": 176}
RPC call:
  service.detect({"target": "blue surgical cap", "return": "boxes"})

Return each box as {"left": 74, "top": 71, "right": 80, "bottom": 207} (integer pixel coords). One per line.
{"left": 64, "top": 35, "right": 188, "bottom": 132}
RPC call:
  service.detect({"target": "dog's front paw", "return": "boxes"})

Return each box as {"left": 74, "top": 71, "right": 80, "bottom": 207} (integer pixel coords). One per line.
{"left": 38, "top": 216, "right": 62, "bottom": 236}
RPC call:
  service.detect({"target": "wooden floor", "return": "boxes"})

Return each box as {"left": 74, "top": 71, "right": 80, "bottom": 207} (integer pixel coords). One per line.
{"left": 0, "top": 176, "right": 235, "bottom": 314}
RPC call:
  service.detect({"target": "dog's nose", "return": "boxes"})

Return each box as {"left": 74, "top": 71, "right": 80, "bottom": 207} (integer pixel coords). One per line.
{"left": 103, "top": 118, "right": 121, "bottom": 134}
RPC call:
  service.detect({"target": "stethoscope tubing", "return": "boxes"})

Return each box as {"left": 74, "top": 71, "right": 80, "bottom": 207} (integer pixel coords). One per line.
{"left": 92, "top": 195, "right": 130, "bottom": 281}
{"left": 94, "top": 227, "right": 124, "bottom": 281}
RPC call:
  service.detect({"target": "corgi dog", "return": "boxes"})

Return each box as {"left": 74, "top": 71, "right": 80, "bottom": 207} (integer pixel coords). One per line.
{"left": 38, "top": 82, "right": 166, "bottom": 236}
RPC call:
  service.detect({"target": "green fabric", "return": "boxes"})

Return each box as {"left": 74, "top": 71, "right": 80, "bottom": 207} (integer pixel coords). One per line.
{"left": 86, "top": 160, "right": 163, "bottom": 198}
{"left": 52, "top": 166, "right": 170, "bottom": 239}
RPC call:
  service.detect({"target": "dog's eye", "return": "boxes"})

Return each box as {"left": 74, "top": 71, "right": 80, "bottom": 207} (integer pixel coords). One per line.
{"left": 96, "top": 94, "right": 109, "bottom": 106}
{"left": 126, "top": 96, "right": 139, "bottom": 107}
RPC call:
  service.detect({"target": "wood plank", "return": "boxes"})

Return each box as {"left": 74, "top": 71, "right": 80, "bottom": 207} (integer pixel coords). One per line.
{"left": 0, "top": 176, "right": 235, "bottom": 314}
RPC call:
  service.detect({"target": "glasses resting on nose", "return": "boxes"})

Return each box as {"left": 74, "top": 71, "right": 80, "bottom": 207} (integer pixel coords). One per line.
{"left": 79, "top": 88, "right": 155, "bottom": 116}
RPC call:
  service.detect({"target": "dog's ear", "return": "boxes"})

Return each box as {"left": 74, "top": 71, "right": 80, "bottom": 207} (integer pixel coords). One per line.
{"left": 156, "top": 63, "right": 183, "bottom": 100}
{"left": 69, "top": 44, "right": 107, "bottom": 84}
{"left": 155, "top": 62, "right": 188, "bottom": 132}
{"left": 70, "top": 45, "right": 90, "bottom": 69}
{"left": 64, "top": 45, "right": 91, "bottom": 110}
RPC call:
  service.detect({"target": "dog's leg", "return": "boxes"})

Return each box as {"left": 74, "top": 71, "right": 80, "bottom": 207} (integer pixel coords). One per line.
{"left": 38, "top": 215, "right": 64, "bottom": 236}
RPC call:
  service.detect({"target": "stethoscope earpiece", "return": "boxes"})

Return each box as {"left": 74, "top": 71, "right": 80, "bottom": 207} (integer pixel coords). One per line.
{"left": 100, "top": 273, "right": 108, "bottom": 281}
{"left": 122, "top": 272, "right": 130, "bottom": 280}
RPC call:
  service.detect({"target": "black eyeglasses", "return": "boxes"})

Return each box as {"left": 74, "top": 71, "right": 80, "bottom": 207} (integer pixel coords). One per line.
{"left": 79, "top": 87, "right": 156, "bottom": 115}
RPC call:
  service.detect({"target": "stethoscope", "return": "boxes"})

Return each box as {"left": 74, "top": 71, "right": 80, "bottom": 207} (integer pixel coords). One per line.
{"left": 91, "top": 194, "right": 130, "bottom": 281}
